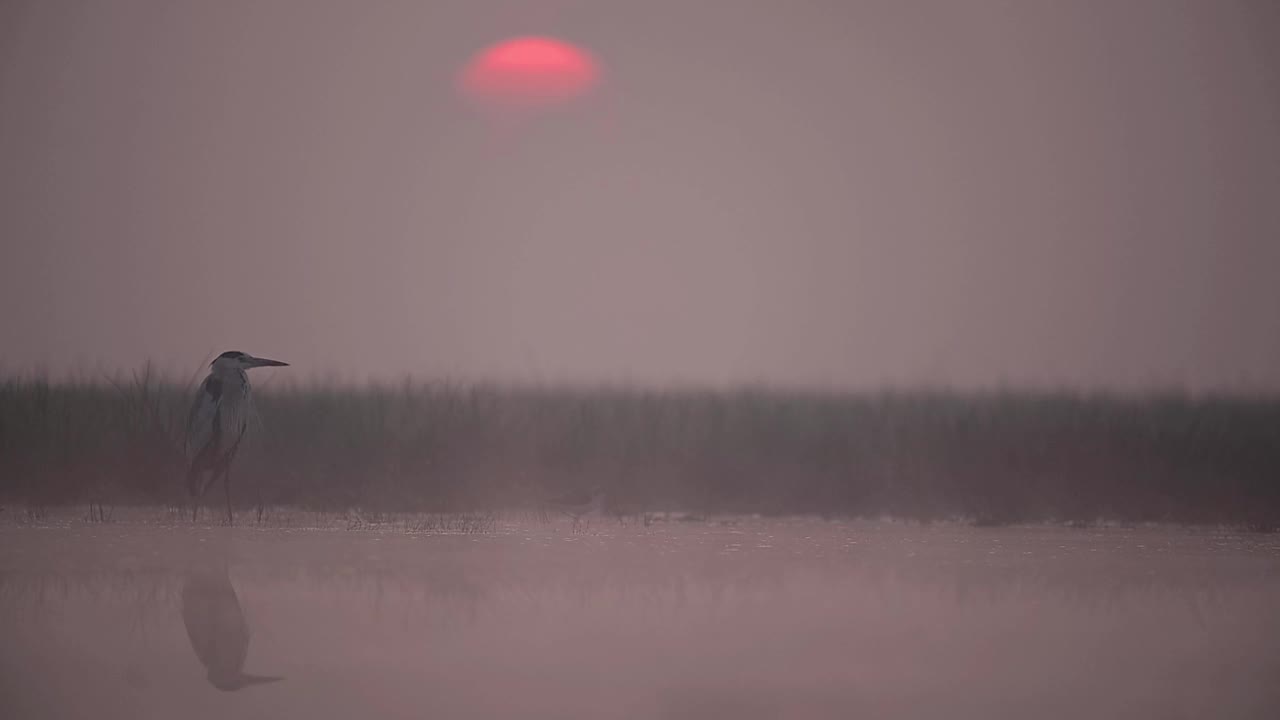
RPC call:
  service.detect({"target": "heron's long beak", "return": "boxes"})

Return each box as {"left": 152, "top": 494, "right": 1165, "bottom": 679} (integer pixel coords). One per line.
{"left": 247, "top": 356, "right": 289, "bottom": 368}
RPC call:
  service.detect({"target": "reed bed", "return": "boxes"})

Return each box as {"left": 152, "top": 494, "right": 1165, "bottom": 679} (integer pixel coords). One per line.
{"left": 2, "top": 371, "right": 1278, "bottom": 529}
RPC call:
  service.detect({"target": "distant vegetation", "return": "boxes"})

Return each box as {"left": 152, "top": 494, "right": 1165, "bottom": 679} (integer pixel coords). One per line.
{"left": 2, "top": 370, "right": 1278, "bottom": 530}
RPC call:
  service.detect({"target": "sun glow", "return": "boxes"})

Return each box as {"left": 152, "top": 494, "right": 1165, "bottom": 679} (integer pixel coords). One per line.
{"left": 459, "top": 36, "right": 600, "bottom": 108}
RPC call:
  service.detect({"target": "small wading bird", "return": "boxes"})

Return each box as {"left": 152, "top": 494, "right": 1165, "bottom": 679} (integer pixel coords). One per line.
{"left": 186, "top": 351, "right": 288, "bottom": 523}
{"left": 182, "top": 563, "right": 283, "bottom": 690}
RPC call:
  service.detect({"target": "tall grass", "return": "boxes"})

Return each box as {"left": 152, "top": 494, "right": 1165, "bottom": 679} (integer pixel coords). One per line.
{"left": 2, "top": 371, "right": 1278, "bottom": 528}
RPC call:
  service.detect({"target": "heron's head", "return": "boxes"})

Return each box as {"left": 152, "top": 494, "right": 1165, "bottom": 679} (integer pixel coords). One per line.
{"left": 210, "top": 351, "right": 289, "bottom": 374}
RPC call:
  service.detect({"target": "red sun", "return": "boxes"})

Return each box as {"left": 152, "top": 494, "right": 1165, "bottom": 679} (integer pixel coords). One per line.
{"left": 459, "top": 36, "right": 600, "bottom": 109}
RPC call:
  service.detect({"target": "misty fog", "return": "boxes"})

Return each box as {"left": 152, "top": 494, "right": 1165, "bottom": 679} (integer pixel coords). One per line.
{"left": 3, "top": 2, "right": 1280, "bottom": 719}
{"left": 2, "top": 0, "right": 1278, "bottom": 389}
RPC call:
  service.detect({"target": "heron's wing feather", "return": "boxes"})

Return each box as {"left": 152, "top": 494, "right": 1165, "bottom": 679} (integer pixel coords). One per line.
{"left": 186, "top": 376, "right": 223, "bottom": 463}
{"left": 222, "top": 384, "right": 251, "bottom": 448}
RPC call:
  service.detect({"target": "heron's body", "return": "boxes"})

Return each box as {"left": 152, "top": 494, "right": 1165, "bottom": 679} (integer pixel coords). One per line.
{"left": 186, "top": 351, "right": 287, "bottom": 523}
{"left": 186, "top": 369, "right": 251, "bottom": 482}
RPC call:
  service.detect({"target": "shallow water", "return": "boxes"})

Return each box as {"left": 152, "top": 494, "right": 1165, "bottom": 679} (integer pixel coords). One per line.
{"left": 2, "top": 513, "right": 1279, "bottom": 719}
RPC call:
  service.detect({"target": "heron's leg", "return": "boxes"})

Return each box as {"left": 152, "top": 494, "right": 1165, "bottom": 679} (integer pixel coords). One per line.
{"left": 188, "top": 468, "right": 203, "bottom": 522}
{"left": 193, "top": 469, "right": 218, "bottom": 522}
{"left": 222, "top": 463, "right": 234, "bottom": 526}
{"left": 199, "top": 472, "right": 220, "bottom": 497}
{"left": 193, "top": 468, "right": 221, "bottom": 523}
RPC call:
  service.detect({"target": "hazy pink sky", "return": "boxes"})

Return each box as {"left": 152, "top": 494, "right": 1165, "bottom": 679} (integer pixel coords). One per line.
{"left": 2, "top": 0, "right": 1278, "bottom": 389}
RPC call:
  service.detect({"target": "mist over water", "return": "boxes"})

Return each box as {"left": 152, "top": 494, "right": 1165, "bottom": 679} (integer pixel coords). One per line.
{"left": 3, "top": 515, "right": 1279, "bottom": 720}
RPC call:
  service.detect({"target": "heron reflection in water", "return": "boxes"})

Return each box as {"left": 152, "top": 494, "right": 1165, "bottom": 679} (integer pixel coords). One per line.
{"left": 181, "top": 564, "right": 283, "bottom": 691}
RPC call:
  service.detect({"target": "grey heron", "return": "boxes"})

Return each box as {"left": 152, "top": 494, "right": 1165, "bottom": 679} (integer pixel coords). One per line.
{"left": 186, "top": 350, "right": 288, "bottom": 523}
{"left": 181, "top": 564, "right": 283, "bottom": 691}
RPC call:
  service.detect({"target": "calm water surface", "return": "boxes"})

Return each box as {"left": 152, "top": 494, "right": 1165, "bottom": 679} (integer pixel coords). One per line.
{"left": 2, "top": 513, "right": 1278, "bottom": 719}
